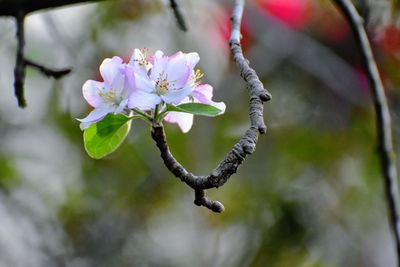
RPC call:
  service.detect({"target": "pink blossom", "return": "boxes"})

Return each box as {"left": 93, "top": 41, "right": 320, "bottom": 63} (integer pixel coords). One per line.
{"left": 78, "top": 56, "right": 134, "bottom": 129}
{"left": 164, "top": 84, "right": 226, "bottom": 133}
{"left": 79, "top": 49, "right": 225, "bottom": 134}
{"left": 127, "top": 50, "right": 200, "bottom": 110}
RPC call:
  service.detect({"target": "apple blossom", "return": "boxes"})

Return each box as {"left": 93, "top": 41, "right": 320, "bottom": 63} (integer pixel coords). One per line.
{"left": 78, "top": 56, "right": 134, "bottom": 130}
{"left": 127, "top": 50, "right": 201, "bottom": 110}
{"left": 79, "top": 49, "right": 226, "bottom": 160}
{"left": 79, "top": 49, "right": 225, "bottom": 135}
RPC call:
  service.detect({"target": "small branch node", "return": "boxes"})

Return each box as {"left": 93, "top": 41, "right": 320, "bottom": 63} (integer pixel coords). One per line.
{"left": 24, "top": 58, "right": 72, "bottom": 79}
{"left": 259, "top": 91, "right": 272, "bottom": 102}
{"left": 194, "top": 190, "right": 225, "bottom": 213}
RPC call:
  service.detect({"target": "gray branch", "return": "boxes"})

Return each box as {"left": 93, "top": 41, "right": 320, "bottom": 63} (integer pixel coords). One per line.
{"left": 333, "top": 0, "right": 400, "bottom": 265}
{"left": 151, "top": 0, "right": 271, "bottom": 212}
{"left": 24, "top": 59, "right": 71, "bottom": 79}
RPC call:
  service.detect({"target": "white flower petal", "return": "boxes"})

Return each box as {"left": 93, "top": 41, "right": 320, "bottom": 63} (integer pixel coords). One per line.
{"left": 111, "top": 66, "right": 125, "bottom": 93}
{"left": 166, "top": 53, "right": 191, "bottom": 89}
{"left": 192, "top": 84, "right": 213, "bottom": 102}
{"left": 128, "top": 90, "right": 161, "bottom": 110}
{"left": 161, "top": 86, "right": 193, "bottom": 104}
{"left": 164, "top": 112, "right": 194, "bottom": 133}
{"left": 82, "top": 80, "right": 104, "bottom": 108}
{"left": 185, "top": 52, "right": 200, "bottom": 69}
{"left": 192, "top": 84, "right": 226, "bottom": 114}
{"left": 133, "top": 68, "right": 154, "bottom": 93}
{"left": 99, "top": 56, "right": 123, "bottom": 86}
{"left": 123, "top": 65, "right": 136, "bottom": 97}
{"left": 150, "top": 50, "right": 168, "bottom": 81}
{"left": 77, "top": 106, "right": 116, "bottom": 130}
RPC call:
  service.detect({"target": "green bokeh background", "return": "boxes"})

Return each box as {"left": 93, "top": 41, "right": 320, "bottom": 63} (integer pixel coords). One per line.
{"left": 0, "top": 0, "right": 399, "bottom": 266}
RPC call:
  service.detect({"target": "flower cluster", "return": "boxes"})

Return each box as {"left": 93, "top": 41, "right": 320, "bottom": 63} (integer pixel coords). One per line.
{"left": 79, "top": 49, "right": 225, "bottom": 133}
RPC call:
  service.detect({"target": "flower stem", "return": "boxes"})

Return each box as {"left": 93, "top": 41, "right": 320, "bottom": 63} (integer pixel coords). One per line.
{"left": 153, "top": 104, "right": 161, "bottom": 123}
{"left": 132, "top": 108, "right": 152, "bottom": 121}
{"left": 128, "top": 115, "right": 152, "bottom": 125}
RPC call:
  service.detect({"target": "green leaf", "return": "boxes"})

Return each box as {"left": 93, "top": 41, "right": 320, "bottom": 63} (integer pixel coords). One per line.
{"left": 166, "top": 103, "right": 222, "bottom": 117}
{"left": 83, "top": 113, "right": 132, "bottom": 159}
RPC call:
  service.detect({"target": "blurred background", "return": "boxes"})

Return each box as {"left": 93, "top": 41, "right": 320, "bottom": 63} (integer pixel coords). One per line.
{"left": 0, "top": 0, "right": 400, "bottom": 266}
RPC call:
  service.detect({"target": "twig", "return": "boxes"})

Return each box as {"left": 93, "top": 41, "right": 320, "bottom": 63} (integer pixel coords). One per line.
{"left": 169, "top": 0, "right": 187, "bottom": 32}
{"left": 24, "top": 59, "right": 71, "bottom": 78}
{"left": 194, "top": 189, "right": 224, "bottom": 213}
{"left": 13, "top": 10, "right": 26, "bottom": 108}
{"left": 150, "top": 0, "right": 271, "bottom": 212}
{"left": 333, "top": 0, "right": 400, "bottom": 264}
{"left": 12, "top": 11, "right": 72, "bottom": 107}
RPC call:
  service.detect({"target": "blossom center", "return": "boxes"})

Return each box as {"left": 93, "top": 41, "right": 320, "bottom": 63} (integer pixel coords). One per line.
{"left": 188, "top": 69, "right": 203, "bottom": 87}
{"left": 99, "top": 89, "right": 120, "bottom": 104}
{"left": 155, "top": 78, "right": 170, "bottom": 95}
{"left": 134, "top": 48, "right": 151, "bottom": 70}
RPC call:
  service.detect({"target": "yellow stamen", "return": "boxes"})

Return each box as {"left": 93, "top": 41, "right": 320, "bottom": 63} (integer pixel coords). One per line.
{"left": 99, "top": 89, "right": 117, "bottom": 103}
{"left": 194, "top": 69, "right": 204, "bottom": 80}
{"left": 155, "top": 77, "right": 170, "bottom": 95}
{"left": 134, "top": 48, "right": 151, "bottom": 68}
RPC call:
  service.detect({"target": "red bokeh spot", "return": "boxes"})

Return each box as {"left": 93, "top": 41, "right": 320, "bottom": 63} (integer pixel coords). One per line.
{"left": 216, "top": 8, "right": 252, "bottom": 51}
{"left": 255, "top": 0, "right": 312, "bottom": 29}
{"left": 317, "top": 17, "right": 349, "bottom": 43}
{"left": 380, "top": 24, "right": 400, "bottom": 58}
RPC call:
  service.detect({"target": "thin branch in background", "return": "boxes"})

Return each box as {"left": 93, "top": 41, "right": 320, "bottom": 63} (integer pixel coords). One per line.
{"left": 333, "top": 0, "right": 400, "bottom": 265}
{"left": 150, "top": 0, "right": 271, "bottom": 212}
{"left": 169, "top": 0, "right": 187, "bottom": 32}
{"left": 12, "top": 11, "right": 72, "bottom": 107}
{"left": 24, "top": 59, "right": 71, "bottom": 78}
{"left": 13, "top": 10, "right": 26, "bottom": 108}
{"left": 0, "top": 0, "right": 106, "bottom": 16}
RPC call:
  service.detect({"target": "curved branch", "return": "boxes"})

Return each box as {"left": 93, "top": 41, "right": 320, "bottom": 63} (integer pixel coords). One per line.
{"left": 333, "top": 0, "right": 400, "bottom": 264}
{"left": 151, "top": 0, "right": 271, "bottom": 212}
